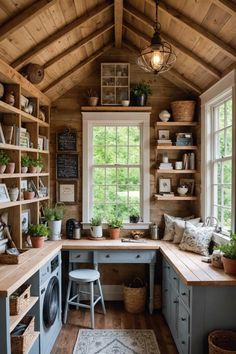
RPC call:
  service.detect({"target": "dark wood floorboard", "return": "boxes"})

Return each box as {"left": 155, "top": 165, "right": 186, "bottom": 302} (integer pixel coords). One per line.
{"left": 51, "top": 302, "right": 178, "bottom": 354}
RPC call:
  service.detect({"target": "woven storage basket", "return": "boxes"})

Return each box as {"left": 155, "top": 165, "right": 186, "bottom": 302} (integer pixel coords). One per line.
{"left": 11, "top": 315, "right": 35, "bottom": 354}
{"left": 208, "top": 330, "right": 236, "bottom": 354}
{"left": 10, "top": 284, "right": 31, "bottom": 316}
{"left": 171, "top": 100, "right": 196, "bottom": 122}
{"left": 154, "top": 284, "right": 162, "bottom": 310}
{"left": 123, "top": 278, "right": 146, "bottom": 314}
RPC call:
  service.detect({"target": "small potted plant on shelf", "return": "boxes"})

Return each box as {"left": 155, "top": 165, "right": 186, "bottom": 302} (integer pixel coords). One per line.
{"left": 216, "top": 233, "right": 236, "bottom": 275}
{"left": 0, "top": 150, "right": 9, "bottom": 173}
{"left": 129, "top": 208, "right": 140, "bottom": 223}
{"left": 28, "top": 223, "right": 49, "bottom": 248}
{"left": 90, "top": 216, "right": 103, "bottom": 238}
{"left": 5, "top": 158, "right": 15, "bottom": 174}
{"left": 107, "top": 217, "right": 123, "bottom": 239}
{"left": 131, "top": 81, "right": 152, "bottom": 106}
{"left": 36, "top": 155, "right": 43, "bottom": 173}
{"left": 44, "top": 203, "right": 65, "bottom": 241}
{"left": 23, "top": 188, "right": 35, "bottom": 200}
{"left": 21, "top": 155, "right": 30, "bottom": 173}
{"left": 28, "top": 157, "right": 38, "bottom": 173}
{"left": 87, "top": 89, "right": 99, "bottom": 106}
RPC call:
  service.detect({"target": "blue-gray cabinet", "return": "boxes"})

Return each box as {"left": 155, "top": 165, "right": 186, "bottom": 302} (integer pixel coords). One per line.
{"left": 162, "top": 257, "right": 236, "bottom": 354}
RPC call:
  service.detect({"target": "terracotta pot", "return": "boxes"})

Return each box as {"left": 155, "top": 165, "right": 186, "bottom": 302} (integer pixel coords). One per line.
{"left": 23, "top": 191, "right": 35, "bottom": 200}
{"left": 0, "top": 165, "right": 6, "bottom": 174}
{"left": 109, "top": 228, "right": 120, "bottom": 240}
{"left": 88, "top": 97, "right": 99, "bottom": 106}
{"left": 222, "top": 256, "right": 236, "bottom": 275}
{"left": 6, "top": 162, "right": 15, "bottom": 174}
{"left": 21, "top": 166, "right": 28, "bottom": 173}
{"left": 5, "top": 92, "right": 15, "bottom": 106}
{"left": 30, "top": 236, "right": 44, "bottom": 248}
{"left": 29, "top": 166, "right": 37, "bottom": 173}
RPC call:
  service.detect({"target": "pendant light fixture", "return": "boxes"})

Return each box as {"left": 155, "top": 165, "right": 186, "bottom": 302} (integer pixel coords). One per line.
{"left": 137, "top": 0, "right": 176, "bottom": 75}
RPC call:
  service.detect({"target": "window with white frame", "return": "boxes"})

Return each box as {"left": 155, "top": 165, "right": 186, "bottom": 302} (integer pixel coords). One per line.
{"left": 211, "top": 98, "right": 232, "bottom": 232}
{"left": 82, "top": 112, "right": 150, "bottom": 226}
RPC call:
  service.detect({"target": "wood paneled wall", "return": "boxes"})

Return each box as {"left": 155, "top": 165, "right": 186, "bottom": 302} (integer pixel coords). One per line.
{"left": 50, "top": 47, "right": 200, "bottom": 235}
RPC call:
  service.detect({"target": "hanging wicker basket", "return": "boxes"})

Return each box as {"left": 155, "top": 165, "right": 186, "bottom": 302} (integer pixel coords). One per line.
{"left": 171, "top": 100, "right": 196, "bottom": 122}
{"left": 208, "top": 330, "right": 236, "bottom": 354}
{"left": 123, "top": 277, "right": 146, "bottom": 314}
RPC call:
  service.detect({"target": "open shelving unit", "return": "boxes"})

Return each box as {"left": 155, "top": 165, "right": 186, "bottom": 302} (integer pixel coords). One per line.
{"left": 0, "top": 58, "right": 50, "bottom": 248}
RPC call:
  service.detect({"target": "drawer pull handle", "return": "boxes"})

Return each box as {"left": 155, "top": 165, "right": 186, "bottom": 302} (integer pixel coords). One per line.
{"left": 167, "top": 266, "right": 170, "bottom": 269}
{"left": 106, "top": 255, "right": 110, "bottom": 258}
{"left": 173, "top": 300, "right": 178, "bottom": 304}
{"left": 181, "top": 292, "right": 186, "bottom": 296}
{"left": 136, "top": 255, "right": 140, "bottom": 258}
{"left": 181, "top": 341, "right": 185, "bottom": 345}
{"left": 181, "top": 317, "right": 186, "bottom": 321}
{"left": 76, "top": 255, "right": 81, "bottom": 258}
{"left": 173, "top": 277, "right": 177, "bottom": 280}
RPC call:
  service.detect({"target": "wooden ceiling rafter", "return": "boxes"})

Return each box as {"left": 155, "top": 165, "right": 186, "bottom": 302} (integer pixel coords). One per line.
{"left": 43, "top": 43, "right": 113, "bottom": 94}
{"left": 145, "top": 0, "right": 236, "bottom": 60}
{"left": 0, "top": 0, "right": 58, "bottom": 43}
{"left": 114, "top": 0, "right": 123, "bottom": 48}
{"left": 123, "top": 5, "right": 221, "bottom": 80}
{"left": 44, "top": 22, "right": 114, "bottom": 69}
{"left": 11, "top": 1, "right": 113, "bottom": 70}
{"left": 123, "top": 39, "right": 202, "bottom": 95}
{"left": 212, "top": 0, "right": 236, "bottom": 15}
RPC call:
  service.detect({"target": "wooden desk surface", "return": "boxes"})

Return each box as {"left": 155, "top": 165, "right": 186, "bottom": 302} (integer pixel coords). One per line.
{"left": 0, "top": 238, "right": 236, "bottom": 296}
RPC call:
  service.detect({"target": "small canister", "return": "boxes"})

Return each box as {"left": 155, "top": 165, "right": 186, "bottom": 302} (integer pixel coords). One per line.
{"left": 150, "top": 223, "right": 159, "bottom": 240}
{"left": 73, "top": 224, "right": 81, "bottom": 239}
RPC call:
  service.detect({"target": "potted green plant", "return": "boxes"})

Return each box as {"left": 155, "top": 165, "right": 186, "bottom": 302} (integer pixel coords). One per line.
{"left": 36, "top": 155, "right": 43, "bottom": 173}
{"left": 87, "top": 89, "right": 99, "bottom": 106}
{"left": 131, "top": 81, "right": 152, "bottom": 106}
{"left": 28, "top": 223, "right": 49, "bottom": 248}
{"left": 90, "top": 216, "right": 103, "bottom": 238}
{"left": 129, "top": 208, "right": 140, "bottom": 223}
{"left": 107, "top": 217, "right": 123, "bottom": 239}
{"left": 0, "top": 151, "right": 9, "bottom": 174}
{"left": 23, "top": 188, "right": 35, "bottom": 200}
{"left": 216, "top": 234, "right": 236, "bottom": 275}
{"left": 44, "top": 203, "right": 65, "bottom": 240}
{"left": 21, "top": 155, "right": 30, "bottom": 173}
{"left": 28, "top": 157, "right": 38, "bottom": 173}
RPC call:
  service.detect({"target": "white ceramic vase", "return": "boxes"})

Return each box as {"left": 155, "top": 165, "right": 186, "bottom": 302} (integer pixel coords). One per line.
{"left": 177, "top": 186, "right": 188, "bottom": 196}
{"left": 48, "top": 220, "right": 62, "bottom": 240}
{"left": 159, "top": 110, "right": 171, "bottom": 122}
{"left": 8, "top": 187, "right": 19, "bottom": 202}
{"left": 90, "top": 225, "right": 103, "bottom": 238}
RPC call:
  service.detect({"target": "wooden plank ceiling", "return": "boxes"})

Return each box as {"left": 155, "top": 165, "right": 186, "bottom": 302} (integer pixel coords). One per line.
{"left": 0, "top": 0, "right": 235, "bottom": 101}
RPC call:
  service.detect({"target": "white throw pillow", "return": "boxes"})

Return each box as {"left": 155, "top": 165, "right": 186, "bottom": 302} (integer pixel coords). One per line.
{"left": 179, "top": 222, "right": 213, "bottom": 256}
{"left": 173, "top": 218, "right": 202, "bottom": 244}
{"left": 163, "top": 214, "right": 194, "bottom": 241}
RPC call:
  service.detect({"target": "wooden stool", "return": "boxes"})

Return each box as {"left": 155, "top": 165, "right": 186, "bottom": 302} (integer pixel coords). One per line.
{"left": 63, "top": 269, "right": 106, "bottom": 329}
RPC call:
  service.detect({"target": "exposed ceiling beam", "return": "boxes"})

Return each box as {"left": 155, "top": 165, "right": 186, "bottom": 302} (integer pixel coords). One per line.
{"left": 0, "top": 0, "right": 58, "bottom": 43}
{"left": 114, "top": 0, "right": 123, "bottom": 48}
{"left": 11, "top": 1, "right": 113, "bottom": 70}
{"left": 123, "top": 40, "right": 202, "bottom": 95}
{"left": 212, "top": 0, "right": 236, "bottom": 15}
{"left": 44, "top": 22, "right": 114, "bottom": 69}
{"left": 145, "top": 0, "right": 236, "bottom": 60}
{"left": 43, "top": 43, "right": 113, "bottom": 94}
{"left": 123, "top": 5, "right": 221, "bottom": 80}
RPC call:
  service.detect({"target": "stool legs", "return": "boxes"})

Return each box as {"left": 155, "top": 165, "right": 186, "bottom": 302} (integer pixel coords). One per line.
{"left": 90, "top": 282, "right": 94, "bottom": 329}
{"left": 63, "top": 279, "right": 72, "bottom": 324}
{"left": 97, "top": 278, "right": 106, "bottom": 315}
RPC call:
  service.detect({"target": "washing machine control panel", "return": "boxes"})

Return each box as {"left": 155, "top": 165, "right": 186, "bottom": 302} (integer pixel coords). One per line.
{"left": 51, "top": 255, "right": 59, "bottom": 273}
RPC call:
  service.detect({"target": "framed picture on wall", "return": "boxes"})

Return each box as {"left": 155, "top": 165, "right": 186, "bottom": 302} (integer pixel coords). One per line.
{"left": 0, "top": 184, "right": 10, "bottom": 202}
{"left": 21, "top": 209, "right": 30, "bottom": 234}
{"left": 159, "top": 178, "right": 171, "bottom": 194}
{"left": 56, "top": 180, "right": 77, "bottom": 205}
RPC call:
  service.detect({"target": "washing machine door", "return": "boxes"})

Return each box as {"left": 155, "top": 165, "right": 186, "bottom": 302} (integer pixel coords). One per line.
{"left": 43, "top": 276, "right": 59, "bottom": 328}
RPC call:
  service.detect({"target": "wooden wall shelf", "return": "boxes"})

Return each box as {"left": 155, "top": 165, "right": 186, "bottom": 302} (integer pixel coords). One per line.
{"left": 156, "top": 146, "right": 197, "bottom": 150}
{"left": 81, "top": 106, "right": 152, "bottom": 112}
{"left": 154, "top": 194, "right": 197, "bottom": 201}
{"left": 156, "top": 169, "right": 197, "bottom": 174}
{"left": 156, "top": 121, "right": 197, "bottom": 126}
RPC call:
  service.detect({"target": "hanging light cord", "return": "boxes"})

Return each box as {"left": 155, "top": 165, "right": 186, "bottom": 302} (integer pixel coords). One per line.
{"left": 154, "top": 0, "right": 160, "bottom": 33}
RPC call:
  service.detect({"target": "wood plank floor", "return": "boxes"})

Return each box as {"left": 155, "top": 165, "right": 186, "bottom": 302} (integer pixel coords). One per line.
{"left": 52, "top": 302, "right": 178, "bottom": 354}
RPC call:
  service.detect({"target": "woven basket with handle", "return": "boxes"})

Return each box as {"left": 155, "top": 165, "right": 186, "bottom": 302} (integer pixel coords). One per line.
{"left": 208, "top": 330, "right": 236, "bottom": 354}
{"left": 171, "top": 100, "right": 196, "bottom": 122}
{"left": 123, "top": 277, "right": 146, "bottom": 314}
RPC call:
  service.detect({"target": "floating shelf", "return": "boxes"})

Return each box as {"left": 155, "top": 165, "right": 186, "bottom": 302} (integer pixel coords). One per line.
{"left": 81, "top": 106, "right": 152, "bottom": 112}
{"left": 0, "top": 196, "right": 49, "bottom": 210}
{"left": 10, "top": 296, "right": 38, "bottom": 332}
{"left": 156, "top": 169, "right": 197, "bottom": 174}
{"left": 0, "top": 143, "right": 49, "bottom": 154}
{"left": 156, "top": 146, "right": 197, "bottom": 150}
{"left": 0, "top": 173, "right": 49, "bottom": 179}
{"left": 154, "top": 194, "right": 197, "bottom": 201}
{"left": 156, "top": 121, "right": 197, "bottom": 126}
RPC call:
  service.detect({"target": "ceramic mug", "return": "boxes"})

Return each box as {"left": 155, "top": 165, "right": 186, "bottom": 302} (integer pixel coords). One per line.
{"left": 175, "top": 161, "right": 183, "bottom": 170}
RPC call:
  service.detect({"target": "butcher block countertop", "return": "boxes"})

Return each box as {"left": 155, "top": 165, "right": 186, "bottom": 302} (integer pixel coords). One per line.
{"left": 0, "top": 238, "right": 236, "bottom": 297}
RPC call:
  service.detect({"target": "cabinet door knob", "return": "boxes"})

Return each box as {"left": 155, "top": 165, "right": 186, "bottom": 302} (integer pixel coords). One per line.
{"left": 181, "top": 341, "right": 185, "bottom": 345}
{"left": 173, "top": 277, "right": 177, "bottom": 280}
{"left": 106, "top": 254, "right": 110, "bottom": 258}
{"left": 76, "top": 254, "right": 81, "bottom": 258}
{"left": 136, "top": 254, "right": 140, "bottom": 258}
{"left": 181, "top": 317, "right": 186, "bottom": 321}
{"left": 167, "top": 266, "right": 170, "bottom": 269}
{"left": 173, "top": 300, "right": 178, "bottom": 304}
{"left": 181, "top": 292, "right": 186, "bottom": 296}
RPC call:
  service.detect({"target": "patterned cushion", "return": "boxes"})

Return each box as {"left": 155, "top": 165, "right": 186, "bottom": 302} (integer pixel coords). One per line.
{"left": 179, "top": 222, "right": 213, "bottom": 256}
{"left": 163, "top": 214, "right": 194, "bottom": 241}
{"left": 173, "top": 218, "right": 202, "bottom": 244}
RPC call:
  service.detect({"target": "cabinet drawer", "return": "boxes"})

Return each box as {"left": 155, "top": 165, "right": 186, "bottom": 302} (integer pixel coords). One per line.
{"left": 179, "top": 281, "right": 190, "bottom": 309}
{"left": 69, "top": 251, "right": 93, "bottom": 263}
{"left": 94, "top": 250, "right": 156, "bottom": 263}
{"left": 170, "top": 267, "right": 179, "bottom": 291}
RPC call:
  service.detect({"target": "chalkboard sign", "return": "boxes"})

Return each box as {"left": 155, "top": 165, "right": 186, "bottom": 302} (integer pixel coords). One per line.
{"left": 56, "top": 153, "right": 79, "bottom": 179}
{"left": 57, "top": 129, "right": 77, "bottom": 151}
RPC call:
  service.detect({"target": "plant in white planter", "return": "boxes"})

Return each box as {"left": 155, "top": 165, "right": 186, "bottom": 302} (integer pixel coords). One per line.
{"left": 44, "top": 203, "right": 65, "bottom": 241}
{"left": 90, "top": 216, "right": 103, "bottom": 238}
{"left": 21, "top": 155, "right": 30, "bottom": 173}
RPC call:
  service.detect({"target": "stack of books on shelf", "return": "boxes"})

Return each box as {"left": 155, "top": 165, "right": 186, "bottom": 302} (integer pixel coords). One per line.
{"left": 176, "top": 132, "right": 193, "bottom": 146}
{"left": 38, "top": 135, "right": 49, "bottom": 150}
{"left": 159, "top": 192, "right": 175, "bottom": 197}
{"left": 157, "top": 139, "right": 172, "bottom": 146}
{"left": 159, "top": 162, "right": 173, "bottom": 170}
{"left": 20, "top": 127, "right": 30, "bottom": 148}
{"left": 0, "top": 123, "right": 31, "bottom": 146}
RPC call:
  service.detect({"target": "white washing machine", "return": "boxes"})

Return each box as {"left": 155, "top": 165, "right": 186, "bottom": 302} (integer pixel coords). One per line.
{"left": 39, "top": 252, "right": 62, "bottom": 354}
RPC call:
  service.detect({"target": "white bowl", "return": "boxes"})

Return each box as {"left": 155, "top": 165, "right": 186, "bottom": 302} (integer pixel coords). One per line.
{"left": 122, "top": 100, "right": 130, "bottom": 106}
{"left": 177, "top": 186, "right": 188, "bottom": 196}
{"left": 159, "top": 110, "right": 171, "bottom": 122}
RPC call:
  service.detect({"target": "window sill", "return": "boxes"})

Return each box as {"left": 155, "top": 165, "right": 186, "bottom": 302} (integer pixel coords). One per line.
{"left": 212, "top": 231, "right": 230, "bottom": 244}
{"left": 82, "top": 222, "right": 151, "bottom": 230}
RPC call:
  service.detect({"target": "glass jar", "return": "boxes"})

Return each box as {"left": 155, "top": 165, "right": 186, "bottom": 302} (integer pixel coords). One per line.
{"left": 150, "top": 223, "right": 159, "bottom": 240}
